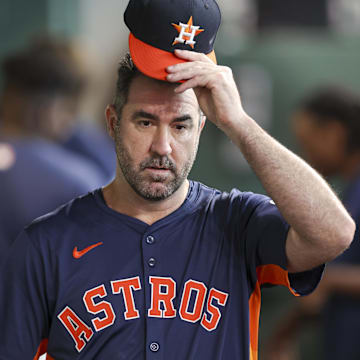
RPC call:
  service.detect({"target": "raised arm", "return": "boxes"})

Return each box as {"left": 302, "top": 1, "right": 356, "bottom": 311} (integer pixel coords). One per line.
{"left": 166, "top": 50, "right": 355, "bottom": 273}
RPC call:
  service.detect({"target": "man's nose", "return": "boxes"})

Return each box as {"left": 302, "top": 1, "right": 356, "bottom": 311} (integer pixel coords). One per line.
{"left": 150, "top": 127, "right": 172, "bottom": 156}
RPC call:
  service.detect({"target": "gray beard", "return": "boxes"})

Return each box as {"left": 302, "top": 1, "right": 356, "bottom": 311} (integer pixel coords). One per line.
{"left": 114, "top": 135, "right": 198, "bottom": 201}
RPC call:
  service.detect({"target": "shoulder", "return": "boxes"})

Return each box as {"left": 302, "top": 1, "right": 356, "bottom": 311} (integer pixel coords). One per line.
{"left": 195, "top": 181, "right": 269, "bottom": 207}
{"left": 193, "top": 181, "right": 272, "bottom": 219}
{"left": 24, "top": 190, "right": 101, "bottom": 243}
{"left": 3, "top": 190, "right": 106, "bottom": 272}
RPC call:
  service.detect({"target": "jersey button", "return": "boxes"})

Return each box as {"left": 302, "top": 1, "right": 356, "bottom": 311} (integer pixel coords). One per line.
{"left": 149, "top": 342, "right": 160, "bottom": 352}
{"left": 148, "top": 257, "right": 156, "bottom": 267}
{"left": 146, "top": 235, "right": 155, "bottom": 245}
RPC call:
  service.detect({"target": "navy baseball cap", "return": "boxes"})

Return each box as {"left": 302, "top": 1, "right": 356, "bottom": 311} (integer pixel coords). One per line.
{"left": 124, "top": 0, "right": 221, "bottom": 81}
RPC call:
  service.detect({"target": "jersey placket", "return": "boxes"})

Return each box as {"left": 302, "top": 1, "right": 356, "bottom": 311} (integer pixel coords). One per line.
{"left": 142, "top": 230, "right": 165, "bottom": 360}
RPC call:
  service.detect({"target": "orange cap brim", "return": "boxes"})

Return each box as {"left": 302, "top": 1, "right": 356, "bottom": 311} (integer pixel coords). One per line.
{"left": 129, "top": 33, "right": 217, "bottom": 82}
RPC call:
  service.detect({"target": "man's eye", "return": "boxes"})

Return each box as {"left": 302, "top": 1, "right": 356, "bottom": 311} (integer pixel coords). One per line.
{"left": 140, "top": 120, "right": 151, "bottom": 127}
{"left": 175, "top": 125, "right": 186, "bottom": 131}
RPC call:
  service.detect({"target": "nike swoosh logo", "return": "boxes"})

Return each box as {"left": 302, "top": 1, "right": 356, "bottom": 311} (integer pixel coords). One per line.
{"left": 73, "top": 242, "right": 103, "bottom": 259}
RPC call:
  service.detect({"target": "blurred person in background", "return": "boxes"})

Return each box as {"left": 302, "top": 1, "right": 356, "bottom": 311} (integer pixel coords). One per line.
{"left": 60, "top": 42, "right": 116, "bottom": 180}
{"left": 62, "top": 120, "right": 116, "bottom": 180}
{"left": 264, "top": 86, "right": 360, "bottom": 360}
{"left": 0, "top": 38, "right": 108, "bottom": 266}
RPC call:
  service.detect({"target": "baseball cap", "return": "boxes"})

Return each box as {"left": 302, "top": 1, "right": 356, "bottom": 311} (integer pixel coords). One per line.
{"left": 124, "top": 0, "right": 221, "bottom": 81}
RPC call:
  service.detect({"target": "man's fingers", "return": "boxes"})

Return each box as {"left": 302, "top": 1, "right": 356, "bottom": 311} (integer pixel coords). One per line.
{"left": 166, "top": 51, "right": 220, "bottom": 85}
{"left": 167, "top": 64, "right": 213, "bottom": 83}
{"left": 167, "top": 60, "right": 212, "bottom": 74}
{"left": 172, "top": 49, "right": 212, "bottom": 63}
{"left": 174, "top": 75, "right": 210, "bottom": 94}
{"left": 174, "top": 77, "right": 201, "bottom": 93}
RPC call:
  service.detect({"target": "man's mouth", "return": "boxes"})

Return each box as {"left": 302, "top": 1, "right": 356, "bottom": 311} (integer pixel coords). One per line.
{"left": 146, "top": 167, "right": 170, "bottom": 172}
{"left": 141, "top": 157, "right": 176, "bottom": 174}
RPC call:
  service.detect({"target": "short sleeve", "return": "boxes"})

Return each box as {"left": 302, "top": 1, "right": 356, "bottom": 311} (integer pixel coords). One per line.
{"left": 332, "top": 180, "right": 360, "bottom": 265}
{"left": 0, "top": 230, "right": 49, "bottom": 359}
{"left": 242, "top": 193, "right": 324, "bottom": 296}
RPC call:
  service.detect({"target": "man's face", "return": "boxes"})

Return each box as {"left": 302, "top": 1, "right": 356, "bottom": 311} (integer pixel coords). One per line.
{"left": 110, "top": 75, "right": 204, "bottom": 201}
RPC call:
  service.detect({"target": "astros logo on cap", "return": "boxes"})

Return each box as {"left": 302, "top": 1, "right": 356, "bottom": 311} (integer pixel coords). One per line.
{"left": 124, "top": 0, "right": 221, "bottom": 81}
{"left": 172, "top": 17, "right": 204, "bottom": 49}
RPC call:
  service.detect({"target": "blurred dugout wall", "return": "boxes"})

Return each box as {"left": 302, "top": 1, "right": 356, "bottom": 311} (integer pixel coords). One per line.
{"left": 2, "top": 0, "right": 360, "bottom": 358}
{"left": 0, "top": 0, "right": 79, "bottom": 90}
{"left": 0, "top": 0, "right": 129, "bottom": 121}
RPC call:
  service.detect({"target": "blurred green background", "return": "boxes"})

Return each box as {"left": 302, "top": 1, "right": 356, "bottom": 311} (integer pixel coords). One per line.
{"left": 2, "top": 0, "right": 360, "bottom": 358}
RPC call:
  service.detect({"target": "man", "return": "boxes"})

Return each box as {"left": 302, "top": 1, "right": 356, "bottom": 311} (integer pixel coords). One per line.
{"left": 0, "top": 1, "right": 355, "bottom": 359}
{"left": 265, "top": 86, "right": 360, "bottom": 360}
{"left": 0, "top": 38, "right": 106, "bottom": 267}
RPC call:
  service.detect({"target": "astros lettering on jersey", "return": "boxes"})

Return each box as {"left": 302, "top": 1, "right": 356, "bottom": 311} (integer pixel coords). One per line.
{"left": 58, "top": 276, "right": 229, "bottom": 353}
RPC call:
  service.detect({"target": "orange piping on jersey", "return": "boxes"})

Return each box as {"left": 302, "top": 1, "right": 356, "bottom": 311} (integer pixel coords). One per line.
{"left": 248, "top": 264, "right": 300, "bottom": 360}
{"left": 33, "top": 339, "right": 48, "bottom": 360}
{"left": 256, "top": 264, "right": 299, "bottom": 296}
{"left": 248, "top": 281, "right": 261, "bottom": 360}
{"left": 250, "top": 347, "right": 257, "bottom": 360}
{"left": 33, "top": 339, "right": 54, "bottom": 360}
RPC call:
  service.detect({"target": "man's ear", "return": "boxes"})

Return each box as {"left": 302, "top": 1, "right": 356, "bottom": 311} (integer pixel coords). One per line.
{"left": 105, "top": 105, "right": 118, "bottom": 139}
{"left": 199, "top": 114, "right": 206, "bottom": 133}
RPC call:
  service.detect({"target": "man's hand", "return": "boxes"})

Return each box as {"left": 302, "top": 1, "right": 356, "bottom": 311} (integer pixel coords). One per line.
{"left": 166, "top": 49, "right": 247, "bottom": 131}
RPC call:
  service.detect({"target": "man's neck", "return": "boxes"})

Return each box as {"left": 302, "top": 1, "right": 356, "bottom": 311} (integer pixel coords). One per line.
{"left": 102, "top": 176, "right": 190, "bottom": 226}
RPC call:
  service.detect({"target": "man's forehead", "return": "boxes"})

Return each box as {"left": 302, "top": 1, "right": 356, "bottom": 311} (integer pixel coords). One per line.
{"left": 127, "top": 75, "right": 199, "bottom": 112}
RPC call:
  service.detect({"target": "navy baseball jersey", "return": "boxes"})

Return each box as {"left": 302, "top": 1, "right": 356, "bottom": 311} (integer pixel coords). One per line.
{"left": 0, "top": 181, "right": 323, "bottom": 360}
